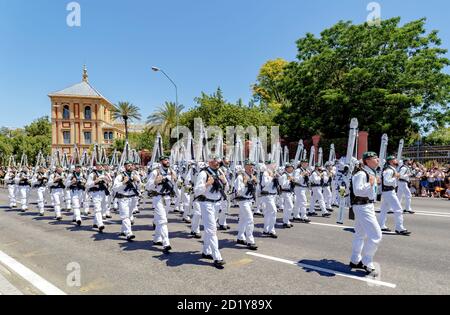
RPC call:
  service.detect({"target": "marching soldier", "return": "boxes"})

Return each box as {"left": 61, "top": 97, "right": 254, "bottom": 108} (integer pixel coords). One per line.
{"left": 146, "top": 156, "right": 176, "bottom": 254}
{"left": 65, "top": 164, "right": 87, "bottom": 226}
{"left": 259, "top": 160, "right": 280, "bottom": 238}
{"left": 235, "top": 160, "right": 258, "bottom": 250}
{"left": 48, "top": 166, "right": 66, "bottom": 221}
{"left": 31, "top": 166, "right": 49, "bottom": 216}
{"left": 349, "top": 152, "right": 382, "bottom": 277}
{"left": 308, "top": 164, "right": 331, "bottom": 218}
{"left": 194, "top": 155, "right": 227, "bottom": 268}
{"left": 181, "top": 161, "right": 195, "bottom": 224}
{"left": 5, "top": 167, "right": 18, "bottom": 208}
{"left": 398, "top": 158, "right": 415, "bottom": 214}
{"left": 218, "top": 157, "right": 232, "bottom": 230}
{"left": 86, "top": 163, "right": 110, "bottom": 233}
{"left": 279, "top": 163, "right": 295, "bottom": 228}
{"left": 15, "top": 166, "right": 31, "bottom": 212}
{"left": 293, "top": 160, "right": 311, "bottom": 223}
{"left": 378, "top": 156, "right": 411, "bottom": 236}
{"left": 190, "top": 162, "right": 206, "bottom": 239}
{"left": 323, "top": 163, "right": 334, "bottom": 212}
{"left": 113, "top": 161, "right": 141, "bottom": 241}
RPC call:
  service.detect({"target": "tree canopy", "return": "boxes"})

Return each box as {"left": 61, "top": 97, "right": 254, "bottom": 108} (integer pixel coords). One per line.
{"left": 272, "top": 17, "right": 450, "bottom": 150}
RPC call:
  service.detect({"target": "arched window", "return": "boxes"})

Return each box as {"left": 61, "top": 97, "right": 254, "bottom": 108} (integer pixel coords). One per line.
{"left": 109, "top": 132, "right": 114, "bottom": 140}
{"left": 104, "top": 132, "right": 108, "bottom": 140}
{"left": 63, "top": 105, "right": 70, "bottom": 120}
{"left": 84, "top": 106, "right": 92, "bottom": 120}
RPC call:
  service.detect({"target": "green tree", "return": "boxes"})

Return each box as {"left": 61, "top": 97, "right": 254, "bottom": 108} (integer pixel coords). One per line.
{"left": 275, "top": 18, "right": 450, "bottom": 151}
{"left": 112, "top": 102, "right": 142, "bottom": 141}
{"left": 147, "top": 102, "right": 184, "bottom": 138}
{"left": 424, "top": 127, "right": 450, "bottom": 145}
{"left": 180, "top": 88, "right": 275, "bottom": 132}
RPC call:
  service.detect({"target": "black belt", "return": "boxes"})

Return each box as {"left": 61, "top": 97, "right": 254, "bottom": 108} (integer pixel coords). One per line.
{"left": 260, "top": 192, "right": 277, "bottom": 196}
{"left": 196, "top": 195, "right": 222, "bottom": 203}
{"left": 311, "top": 184, "right": 322, "bottom": 187}
{"left": 294, "top": 183, "right": 308, "bottom": 188}
{"left": 116, "top": 193, "right": 136, "bottom": 199}
{"left": 235, "top": 196, "right": 254, "bottom": 201}
{"left": 382, "top": 186, "right": 396, "bottom": 192}
{"left": 353, "top": 199, "right": 375, "bottom": 206}
{"left": 281, "top": 189, "right": 293, "bottom": 193}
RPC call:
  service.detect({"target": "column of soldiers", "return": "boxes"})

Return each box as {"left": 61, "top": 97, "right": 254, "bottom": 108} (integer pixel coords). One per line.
{"left": 1, "top": 140, "right": 416, "bottom": 273}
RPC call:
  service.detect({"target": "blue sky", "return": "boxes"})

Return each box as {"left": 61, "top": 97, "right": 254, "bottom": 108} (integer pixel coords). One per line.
{"left": 1, "top": 0, "right": 449, "bottom": 128}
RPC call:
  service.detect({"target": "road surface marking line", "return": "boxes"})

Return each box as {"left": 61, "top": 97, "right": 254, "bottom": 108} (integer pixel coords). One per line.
{"left": 247, "top": 252, "right": 397, "bottom": 289}
{"left": 0, "top": 250, "right": 66, "bottom": 295}
{"left": 413, "top": 213, "right": 450, "bottom": 218}
{"left": 0, "top": 273, "right": 23, "bottom": 295}
{"left": 413, "top": 210, "right": 450, "bottom": 215}
{"left": 310, "top": 222, "right": 353, "bottom": 229}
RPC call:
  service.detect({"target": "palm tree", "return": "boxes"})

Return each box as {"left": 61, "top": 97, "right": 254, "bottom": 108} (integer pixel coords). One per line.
{"left": 112, "top": 102, "right": 142, "bottom": 141}
{"left": 146, "top": 102, "right": 184, "bottom": 138}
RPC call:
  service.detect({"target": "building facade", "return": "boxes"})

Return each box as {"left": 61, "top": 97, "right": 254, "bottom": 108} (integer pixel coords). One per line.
{"left": 48, "top": 66, "right": 125, "bottom": 154}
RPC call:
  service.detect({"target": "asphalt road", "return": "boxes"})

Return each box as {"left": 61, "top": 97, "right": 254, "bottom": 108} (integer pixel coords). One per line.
{"left": 0, "top": 188, "right": 449, "bottom": 295}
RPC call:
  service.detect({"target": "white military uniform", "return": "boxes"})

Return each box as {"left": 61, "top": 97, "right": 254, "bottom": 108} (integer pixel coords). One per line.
{"left": 48, "top": 172, "right": 67, "bottom": 219}
{"left": 309, "top": 170, "right": 329, "bottom": 216}
{"left": 194, "top": 167, "right": 225, "bottom": 261}
{"left": 114, "top": 171, "right": 141, "bottom": 238}
{"left": 350, "top": 165, "right": 382, "bottom": 269}
{"left": 65, "top": 171, "right": 87, "bottom": 224}
{"left": 378, "top": 165, "right": 407, "bottom": 232}
{"left": 15, "top": 170, "right": 31, "bottom": 211}
{"left": 322, "top": 169, "right": 333, "bottom": 210}
{"left": 31, "top": 171, "right": 48, "bottom": 215}
{"left": 293, "top": 167, "right": 310, "bottom": 221}
{"left": 397, "top": 164, "right": 413, "bottom": 212}
{"left": 86, "top": 170, "right": 109, "bottom": 229}
{"left": 235, "top": 171, "right": 257, "bottom": 245}
{"left": 259, "top": 168, "right": 279, "bottom": 235}
{"left": 146, "top": 166, "right": 176, "bottom": 248}
{"left": 5, "top": 171, "right": 17, "bottom": 208}
{"left": 279, "top": 171, "right": 295, "bottom": 226}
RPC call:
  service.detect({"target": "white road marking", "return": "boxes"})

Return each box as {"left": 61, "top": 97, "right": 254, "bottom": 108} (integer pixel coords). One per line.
{"left": 413, "top": 212, "right": 450, "bottom": 218}
{"left": 310, "top": 222, "right": 354, "bottom": 229}
{"left": 0, "top": 250, "right": 66, "bottom": 295}
{"left": 413, "top": 210, "right": 450, "bottom": 215}
{"left": 0, "top": 273, "right": 23, "bottom": 295}
{"left": 247, "top": 252, "right": 397, "bottom": 289}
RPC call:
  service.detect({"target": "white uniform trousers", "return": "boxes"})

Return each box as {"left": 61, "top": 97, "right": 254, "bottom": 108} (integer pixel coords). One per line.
{"left": 118, "top": 197, "right": 135, "bottom": 237}
{"left": 36, "top": 186, "right": 46, "bottom": 214}
{"left": 261, "top": 195, "right": 277, "bottom": 234}
{"left": 397, "top": 181, "right": 412, "bottom": 212}
{"left": 51, "top": 188, "right": 64, "bottom": 218}
{"left": 152, "top": 195, "right": 171, "bottom": 247}
{"left": 82, "top": 192, "right": 90, "bottom": 215}
{"left": 18, "top": 185, "right": 30, "bottom": 210}
{"left": 218, "top": 199, "right": 228, "bottom": 226}
{"left": 237, "top": 200, "right": 255, "bottom": 245}
{"left": 282, "top": 192, "right": 294, "bottom": 224}
{"left": 200, "top": 201, "right": 223, "bottom": 261}
{"left": 378, "top": 190, "right": 405, "bottom": 231}
{"left": 71, "top": 189, "right": 84, "bottom": 221}
{"left": 351, "top": 203, "right": 382, "bottom": 269}
{"left": 323, "top": 185, "right": 333, "bottom": 209}
{"left": 91, "top": 191, "right": 106, "bottom": 228}
{"left": 182, "top": 192, "right": 192, "bottom": 220}
{"left": 102, "top": 194, "right": 112, "bottom": 217}
{"left": 191, "top": 201, "right": 202, "bottom": 234}
{"left": 293, "top": 187, "right": 309, "bottom": 220}
{"left": 309, "top": 187, "right": 328, "bottom": 214}
{"left": 7, "top": 184, "right": 17, "bottom": 207}
{"left": 64, "top": 189, "right": 72, "bottom": 210}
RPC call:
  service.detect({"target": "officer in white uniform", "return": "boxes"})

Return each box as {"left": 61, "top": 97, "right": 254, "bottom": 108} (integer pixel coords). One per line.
{"left": 235, "top": 160, "right": 258, "bottom": 250}
{"left": 279, "top": 163, "right": 295, "bottom": 228}
{"left": 309, "top": 164, "right": 331, "bottom": 217}
{"left": 65, "top": 165, "right": 87, "bottom": 226}
{"left": 194, "top": 155, "right": 227, "bottom": 268}
{"left": 5, "top": 167, "right": 18, "bottom": 208}
{"left": 259, "top": 160, "right": 280, "bottom": 238}
{"left": 146, "top": 156, "right": 176, "bottom": 254}
{"left": 218, "top": 158, "right": 232, "bottom": 230}
{"left": 293, "top": 160, "right": 311, "bottom": 223}
{"left": 349, "top": 152, "right": 382, "bottom": 277}
{"left": 15, "top": 166, "right": 31, "bottom": 212}
{"left": 397, "top": 158, "right": 415, "bottom": 214}
{"left": 378, "top": 156, "right": 411, "bottom": 236}
{"left": 31, "top": 166, "right": 48, "bottom": 216}
{"left": 48, "top": 166, "right": 66, "bottom": 221}
{"left": 114, "top": 161, "right": 141, "bottom": 241}
{"left": 86, "top": 164, "right": 109, "bottom": 233}
{"left": 323, "top": 163, "right": 334, "bottom": 212}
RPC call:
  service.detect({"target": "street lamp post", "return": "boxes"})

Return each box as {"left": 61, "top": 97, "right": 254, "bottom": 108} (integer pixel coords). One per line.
{"left": 151, "top": 67, "right": 179, "bottom": 143}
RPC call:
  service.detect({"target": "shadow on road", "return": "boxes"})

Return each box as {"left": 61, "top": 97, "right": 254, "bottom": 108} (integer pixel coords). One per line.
{"left": 299, "top": 259, "right": 367, "bottom": 278}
